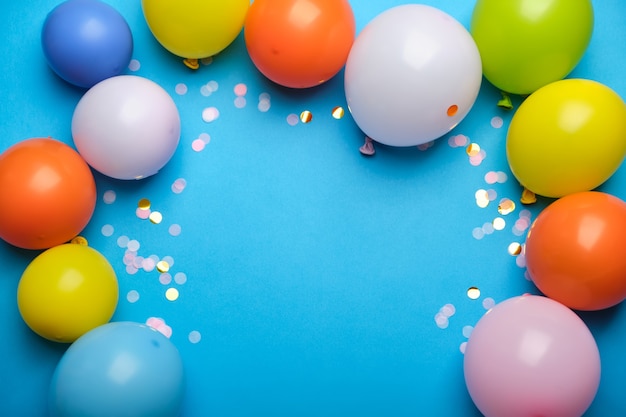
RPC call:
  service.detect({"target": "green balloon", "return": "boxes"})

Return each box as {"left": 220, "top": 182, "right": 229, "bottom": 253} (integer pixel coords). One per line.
{"left": 470, "top": 0, "right": 594, "bottom": 95}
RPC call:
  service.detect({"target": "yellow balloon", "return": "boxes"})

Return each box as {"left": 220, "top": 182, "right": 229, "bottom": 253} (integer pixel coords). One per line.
{"left": 142, "top": 0, "right": 250, "bottom": 60}
{"left": 506, "top": 79, "right": 626, "bottom": 198}
{"left": 17, "top": 244, "right": 118, "bottom": 343}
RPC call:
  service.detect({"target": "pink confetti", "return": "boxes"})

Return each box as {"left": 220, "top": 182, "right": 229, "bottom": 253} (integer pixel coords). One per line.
{"left": 146, "top": 317, "right": 172, "bottom": 338}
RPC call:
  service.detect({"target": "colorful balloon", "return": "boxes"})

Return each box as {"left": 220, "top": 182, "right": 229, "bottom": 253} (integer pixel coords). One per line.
{"left": 244, "top": 0, "right": 355, "bottom": 88}
{"left": 49, "top": 322, "right": 184, "bottom": 417}
{"left": 464, "top": 295, "right": 600, "bottom": 417}
{"left": 525, "top": 191, "right": 626, "bottom": 310}
{"left": 470, "top": 0, "right": 594, "bottom": 94}
{"left": 72, "top": 75, "right": 180, "bottom": 180}
{"left": 506, "top": 79, "right": 626, "bottom": 197}
{"left": 142, "top": 0, "right": 249, "bottom": 63}
{"left": 17, "top": 244, "right": 118, "bottom": 343}
{"left": 42, "top": 0, "right": 133, "bottom": 88}
{"left": 0, "top": 138, "right": 96, "bottom": 249}
{"left": 344, "top": 5, "right": 482, "bottom": 147}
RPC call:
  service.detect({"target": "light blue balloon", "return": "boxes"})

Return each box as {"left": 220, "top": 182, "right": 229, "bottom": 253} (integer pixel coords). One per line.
{"left": 49, "top": 322, "right": 184, "bottom": 417}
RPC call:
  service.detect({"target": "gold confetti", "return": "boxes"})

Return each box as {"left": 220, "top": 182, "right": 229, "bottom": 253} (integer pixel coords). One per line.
{"left": 156, "top": 260, "right": 170, "bottom": 273}
{"left": 475, "top": 189, "right": 490, "bottom": 208}
{"left": 300, "top": 110, "right": 313, "bottom": 123}
{"left": 520, "top": 188, "right": 537, "bottom": 204}
{"left": 70, "top": 236, "right": 88, "bottom": 246}
{"left": 493, "top": 217, "right": 506, "bottom": 231}
{"left": 331, "top": 106, "right": 345, "bottom": 119}
{"left": 138, "top": 198, "right": 151, "bottom": 210}
{"left": 467, "top": 287, "right": 481, "bottom": 300}
{"left": 165, "top": 288, "right": 179, "bottom": 301}
{"left": 508, "top": 242, "right": 523, "bottom": 256}
{"left": 466, "top": 143, "right": 481, "bottom": 157}
{"left": 149, "top": 211, "right": 163, "bottom": 224}
{"left": 498, "top": 198, "right": 516, "bottom": 215}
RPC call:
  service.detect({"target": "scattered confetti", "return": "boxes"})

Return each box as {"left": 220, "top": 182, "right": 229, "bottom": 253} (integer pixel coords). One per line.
{"left": 467, "top": 287, "right": 481, "bottom": 300}
{"left": 417, "top": 141, "right": 434, "bottom": 151}
{"left": 175, "top": 83, "right": 188, "bottom": 95}
{"left": 117, "top": 235, "right": 130, "bottom": 248}
{"left": 498, "top": 198, "right": 516, "bottom": 216}
{"left": 160, "top": 273, "right": 172, "bottom": 285}
{"left": 200, "top": 57, "right": 213, "bottom": 66}
{"left": 138, "top": 198, "right": 151, "bottom": 210}
{"left": 146, "top": 317, "right": 172, "bottom": 338}
{"left": 126, "top": 265, "right": 139, "bottom": 275}
{"left": 286, "top": 113, "right": 299, "bottom": 126}
{"left": 472, "top": 227, "right": 485, "bottom": 240}
{"left": 360, "top": 136, "right": 376, "bottom": 156}
{"left": 234, "top": 96, "right": 246, "bottom": 108}
{"left": 142, "top": 257, "right": 156, "bottom": 272}
{"left": 202, "top": 107, "right": 220, "bottom": 123}
{"left": 103, "top": 190, "right": 117, "bottom": 204}
{"left": 101, "top": 224, "right": 114, "bottom": 237}
{"left": 482, "top": 297, "right": 496, "bottom": 310}
{"left": 165, "top": 287, "right": 179, "bottom": 301}
{"left": 434, "top": 313, "right": 449, "bottom": 329}
{"left": 475, "top": 189, "right": 490, "bottom": 208}
{"left": 169, "top": 224, "right": 182, "bottom": 236}
{"left": 136, "top": 207, "right": 151, "bottom": 220}
{"left": 462, "top": 325, "right": 474, "bottom": 338}
{"left": 157, "top": 260, "right": 170, "bottom": 273}
{"left": 172, "top": 178, "right": 187, "bottom": 194}
{"left": 508, "top": 242, "right": 523, "bottom": 256}
{"left": 192, "top": 139, "right": 206, "bottom": 152}
{"left": 128, "top": 59, "right": 140, "bottom": 71}
{"left": 258, "top": 93, "right": 271, "bottom": 112}
{"left": 484, "top": 171, "right": 508, "bottom": 185}
{"left": 162, "top": 256, "right": 174, "bottom": 267}
{"left": 331, "top": 106, "right": 345, "bottom": 119}
{"left": 127, "top": 239, "right": 140, "bottom": 252}
{"left": 188, "top": 330, "right": 202, "bottom": 344}
{"left": 174, "top": 272, "right": 187, "bottom": 285}
{"left": 149, "top": 211, "right": 163, "bottom": 224}
{"left": 440, "top": 303, "right": 456, "bottom": 317}
{"left": 448, "top": 134, "right": 469, "bottom": 148}
{"left": 234, "top": 83, "right": 247, "bottom": 96}
{"left": 300, "top": 110, "right": 313, "bottom": 123}
{"left": 516, "top": 253, "right": 527, "bottom": 268}
{"left": 127, "top": 290, "right": 140, "bottom": 303}
{"left": 493, "top": 217, "right": 506, "bottom": 231}
{"left": 466, "top": 143, "right": 481, "bottom": 157}
{"left": 459, "top": 341, "right": 467, "bottom": 354}
{"left": 490, "top": 116, "right": 504, "bottom": 128}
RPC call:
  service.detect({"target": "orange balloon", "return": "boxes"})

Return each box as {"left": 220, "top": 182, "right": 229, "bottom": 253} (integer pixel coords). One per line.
{"left": 0, "top": 138, "right": 97, "bottom": 249}
{"left": 525, "top": 191, "right": 626, "bottom": 310}
{"left": 244, "top": 0, "right": 355, "bottom": 88}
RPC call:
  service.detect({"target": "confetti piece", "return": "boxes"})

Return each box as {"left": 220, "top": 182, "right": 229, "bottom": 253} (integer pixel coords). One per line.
{"left": 498, "top": 198, "right": 516, "bottom": 215}
{"left": 128, "top": 59, "right": 140, "bottom": 71}
{"left": 467, "top": 287, "right": 481, "bottom": 300}
{"left": 434, "top": 313, "right": 449, "bottom": 329}
{"left": 138, "top": 198, "right": 151, "bottom": 210}
{"left": 103, "top": 190, "right": 116, "bottom": 204}
{"left": 493, "top": 217, "right": 506, "bottom": 231}
{"left": 202, "top": 107, "right": 220, "bottom": 122}
{"left": 472, "top": 227, "right": 485, "bottom": 240}
{"left": 127, "top": 290, "right": 140, "bottom": 303}
{"left": 234, "top": 83, "right": 247, "bottom": 96}
{"left": 286, "top": 113, "right": 299, "bottom": 126}
{"left": 482, "top": 297, "right": 496, "bottom": 310}
{"left": 462, "top": 325, "right": 474, "bottom": 338}
{"left": 101, "top": 224, "right": 114, "bottom": 237}
{"left": 127, "top": 239, "right": 140, "bottom": 252}
{"left": 300, "top": 110, "right": 313, "bottom": 123}
{"left": 174, "top": 272, "right": 187, "bottom": 285}
{"left": 172, "top": 178, "right": 187, "bottom": 194}
{"left": 165, "top": 288, "right": 179, "bottom": 301}
{"left": 149, "top": 211, "right": 163, "bottom": 224}
{"left": 169, "top": 224, "right": 182, "bottom": 236}
{"left": 157, "top": 260, "right": 170, "bottom": 273}
{"left": 175, "top": 83, "right": 187, "bottom": 95}
{"left": 234, "top": 96, "right": 246, "bottom": 108}
{"left": 136, "top": 207, "right": 151, "bottom": 219}
{"left": 440, "top": 303, "right": 456, "bottom": 317}
{"left": 188, "top": 330, "right": 202, "bottom": 344}
{"left": 460, "top": 342, "right": 467, "bottom": 354}
{"left": 192, "top": 139, "right": 206, "bottom": 152}
{"left": 508, "top": 242, "right": 523, "bottom": 256}
{"left": 466, "top": 143, "right": 481, "bottom": 157}
{"left": 490, "top": 116, "right": 504, "bottom": 128}
{"left": 142, "top": 258, "right": 156, "bottom": 272}
{"left": 331, "top": 106, "right": 345, "bottom": 119}
{"left": 159, "top": 273, "right": 172, "bottom": 285}
{"left": 146, "top": 317, "right": 172, "bottom": 338}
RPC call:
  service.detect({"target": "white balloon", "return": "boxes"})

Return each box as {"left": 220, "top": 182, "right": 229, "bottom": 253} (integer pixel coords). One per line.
{"left": 72, "top": 75, "right": 181, "bottom": 180}
{"left": 344, "top": 5, "right": 482, "bottom": 147}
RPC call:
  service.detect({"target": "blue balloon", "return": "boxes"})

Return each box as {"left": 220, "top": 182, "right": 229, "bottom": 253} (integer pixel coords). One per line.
{"left": 41, "top": 0, "right": 133, "bottom": 88}
{"left": 49, "top": 322, "right": 185, "bottom": 417}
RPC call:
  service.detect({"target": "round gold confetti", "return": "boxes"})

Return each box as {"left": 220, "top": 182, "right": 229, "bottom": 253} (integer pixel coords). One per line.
{"left": 508, "top": 242, "right": 523, "bottom": 256}
{"left": 467, "top": 287, "right": 481, "bottom": 300}
{"left": 475, "top": 189, "right": 490, "bottom": 208}
{"left": 156, "top": 260, "right": 170, "bottom": 273}
{"left": 498, "top": 198, "right": 516, "bottom": 215}
{"left": 300, "top": 110, "right": 313, "bottom": 123}
{"left": 466, "top": 143, "right": 481, "bottom": 157}
{"left": 165, "top": 287, "right": 179, "bottom": 301}
{"left": 149, "top": 211, "right": 163, "bottom": 224}
{"left": 493, "top": 217, "right": 506, "bottom": 231}
{"left": 70, "top": 236, "right": 88, "bottom": 246}
{"left": 138, "top": 198, "right": 151, "bottom": 210}
{"left": 331, "top": 106, "right": 345, "bottom": 119}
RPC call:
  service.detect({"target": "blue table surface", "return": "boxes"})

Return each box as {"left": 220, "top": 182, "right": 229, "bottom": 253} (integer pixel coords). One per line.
{"left": 2, "top": 0, "right": 626, "bottom": 416}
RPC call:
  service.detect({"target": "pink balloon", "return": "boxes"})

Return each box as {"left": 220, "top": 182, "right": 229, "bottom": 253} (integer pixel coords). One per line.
{"left": 463, "top": 295, "right": 600, "bottom": 417}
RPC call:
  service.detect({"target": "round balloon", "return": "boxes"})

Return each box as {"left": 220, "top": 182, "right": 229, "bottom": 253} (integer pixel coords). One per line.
{"left": 0, "top": 138, "right": 96, "bottom": 249}
{"left": 506, "top": 79, "right": 626, "bottom": 197}
{"left": 49, "top": 322, "right": 184, "bottom": 417}
{"left": 72, "top": 75, "right": 180, "bottom": 180}
{"left": 471, "top": 0, "right": 593, "bottom": 94}
{"left": 344, "top": 4, "right": 482, "bottom": 147}
{"left": 464, "top": 295, "right": 600, "bottom": 417}
{"left": 525, "top": 191, "right": 626, "bottom": 310}
{"left": 142, "top": 0, "right": 249, "bottom": 59}
{"left": 17, "top": 244, "right": 118, "bottom": 343}
{"left": 42, "top": 0, "right": 133, "bottom": 88}
{"left": 244, "top": 0, "right": 355, "bottom": 88}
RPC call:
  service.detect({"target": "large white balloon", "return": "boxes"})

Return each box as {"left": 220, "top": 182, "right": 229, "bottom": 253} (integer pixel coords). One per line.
{"left": 72, "top": 75, "right": 181, "bottom": 180}
{"left": 344, "top": 5, "right": 482, "bottom": 147}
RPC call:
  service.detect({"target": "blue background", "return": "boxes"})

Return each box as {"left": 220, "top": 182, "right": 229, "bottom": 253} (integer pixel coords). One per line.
{"left": 1, "top": 0, "right": 625, "bottom": 415}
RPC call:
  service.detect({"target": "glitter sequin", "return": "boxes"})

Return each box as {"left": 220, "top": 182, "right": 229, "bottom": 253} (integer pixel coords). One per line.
{"left": 156, "top": 260, "right": 170, "bottom": 273}
{"left": 493, "top": 217, "right": 506, "bottom": 231}
{"left": 300, "top": 110, "right": 313, "bottom": 124}
{"left": 467, "top": 287, "right": 481, "bottom": 300}
{"left": 498, "top": 198, "right": 516, "bottom": 215}
{"left": 508, "top": 242, "right": 522, "bottom": 256}
{"left": 331, "top": 106, "right": 345, "bottom": 119}
{"left": 149, "top": 211, "right": 163, "bottom": 224}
